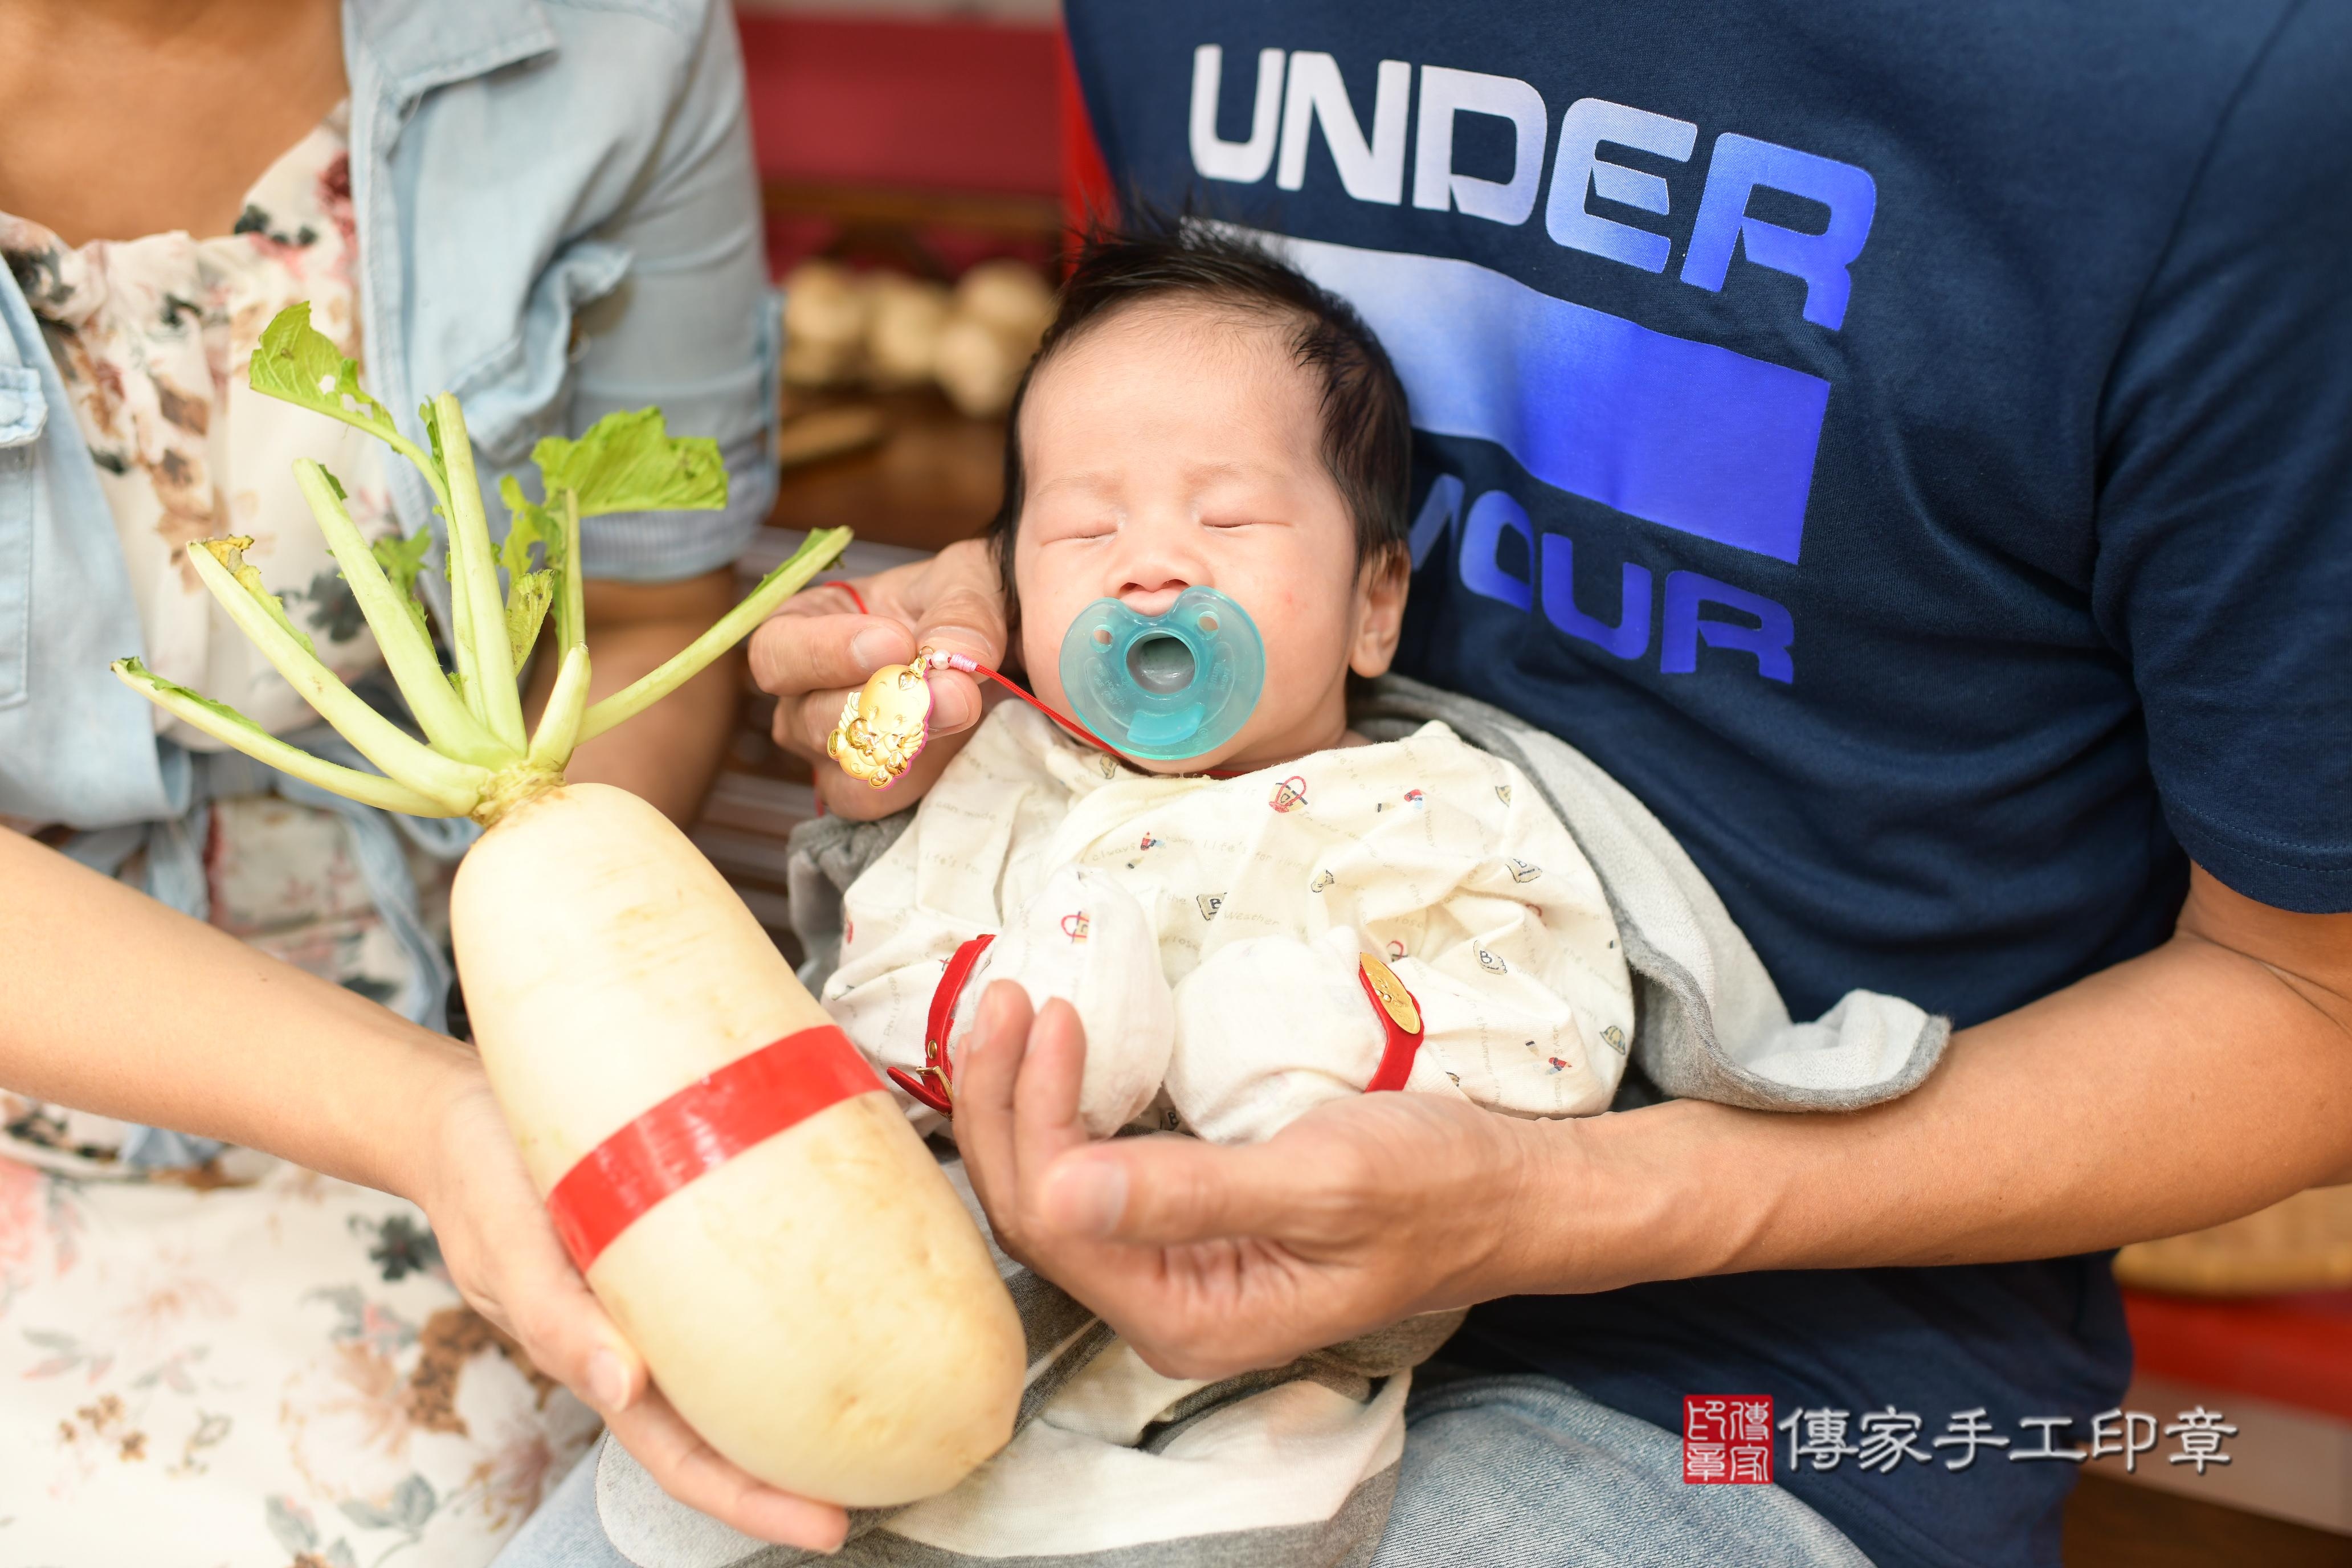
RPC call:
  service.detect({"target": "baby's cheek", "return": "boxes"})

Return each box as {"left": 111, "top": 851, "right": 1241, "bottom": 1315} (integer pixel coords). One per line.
{"left": 1011, "top": 570, "right": 1069, "bottom": 689}
{"left": 1020, "top": 622, "right": 1065, "bottom": 704}
{"left": 1259, "top": 581, "right": 1346, "bottom": 666}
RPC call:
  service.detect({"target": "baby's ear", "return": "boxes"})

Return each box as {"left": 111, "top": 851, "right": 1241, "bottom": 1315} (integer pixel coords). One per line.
{"left": 1348, "top": 544, "right": 1411, "bottom": 679}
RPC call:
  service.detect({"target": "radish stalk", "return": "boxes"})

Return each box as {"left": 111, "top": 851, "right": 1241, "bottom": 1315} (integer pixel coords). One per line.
{"left": 292, "top": 460, "right": 505, "bottom": 766}
{"left": 113, "top": 657, "right": 453, "bottom": 816}
{"left": 545, "top": 485, "right": 587, "bottom": 659}
{"left": 578, "top": 536, "right": 847, "bottom": 742}
{"left": 184, "top": 538, "right": 492, "bottom": 810}
{"left": 107, "top": 303, "right": 1024, "bottom": 1505}
{"left": 431, "top": 394, "right": 529, "bottom": 750}
{"left": 526, "top": 644, "right": 591, "bottom": 772}
{"left": 116, "top": 303, "right": 851, "bottom": 825}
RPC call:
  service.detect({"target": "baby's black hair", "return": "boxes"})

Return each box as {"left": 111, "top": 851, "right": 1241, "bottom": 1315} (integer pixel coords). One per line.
{"left": 983, "top": 218, "right": 1412, "bottom": 637}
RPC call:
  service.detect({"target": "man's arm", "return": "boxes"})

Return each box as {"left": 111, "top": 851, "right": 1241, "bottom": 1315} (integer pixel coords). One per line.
{"left": 952, "top": 864, "right": 2352, "bottom": 1381}
{"left": 1549, "top": 865, "right": 2351, "bottom": 1288}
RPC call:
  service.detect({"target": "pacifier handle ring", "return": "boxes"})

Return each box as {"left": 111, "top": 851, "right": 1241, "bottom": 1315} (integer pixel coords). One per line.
{"left": 819, "top": 579, "right": 1102, "bottom": 751}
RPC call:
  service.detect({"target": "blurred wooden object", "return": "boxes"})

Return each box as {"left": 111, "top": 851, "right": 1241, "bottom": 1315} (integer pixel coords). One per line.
{"left": 761, "top": 179, "right": 1060, "bottom": 242}
{"left": 765, "top": 387, "right": 1003, "bottom": 554}
{"left": 777, "top": 403, "right": 888, "bottom": 470}
{"left": 2064, "top": 1471, "right": 2352, "bottom": 1568}
{"left": 762, "top": 183, "right": 1061, "bottom": 288}
{"left": 2118, "top": 1186, "right": 2352, "bottom": 1296}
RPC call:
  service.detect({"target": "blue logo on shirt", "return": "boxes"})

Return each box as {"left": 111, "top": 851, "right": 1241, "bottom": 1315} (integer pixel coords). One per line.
{"left": 1194, "top": 47, "right": 1880, "bottom": 685}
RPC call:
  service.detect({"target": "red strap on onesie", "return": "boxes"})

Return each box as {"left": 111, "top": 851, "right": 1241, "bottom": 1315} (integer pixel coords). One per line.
{"left": 887, "top": 939, "right": 1427, "bottom": 1118}
{"left": 888, "top": 933, "right": 996, "bottom": 1115}
{"left": 1358, "top": 954, "right": 1427, "bottom": 1093}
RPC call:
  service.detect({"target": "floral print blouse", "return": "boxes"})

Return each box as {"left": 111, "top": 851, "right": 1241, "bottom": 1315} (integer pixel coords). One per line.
{"left": 0, "top": 102, "right": 395, "bottom": 749}
{"left": 0, "top": 111, "right": 597, "bottom": 1567}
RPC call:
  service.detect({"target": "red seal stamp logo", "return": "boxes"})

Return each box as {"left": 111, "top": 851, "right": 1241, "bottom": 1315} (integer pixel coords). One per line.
{"left": 1684, "top": 1395, "right": 1774, "bottom": 1484}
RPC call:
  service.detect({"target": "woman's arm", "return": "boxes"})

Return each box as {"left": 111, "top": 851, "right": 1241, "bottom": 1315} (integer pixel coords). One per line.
{"left": 525, "top": 569, "right": 743, "bottom": 824}
{"left": 0, "top": 826, "right": 473, "bottom": 1190}
{"left": 0, "top": 831, "right": 847, "bottom": 1549}
{"left": 949, "top": 864, "right": 2352, "bottom": 1380}
{"left": 522, "top": 0, "right": 781, "bottom": 830}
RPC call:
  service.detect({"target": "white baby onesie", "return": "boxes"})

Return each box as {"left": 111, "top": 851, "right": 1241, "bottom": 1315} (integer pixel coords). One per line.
{"left": 824, "top": 701, "right": 1636, "bottom": 1143}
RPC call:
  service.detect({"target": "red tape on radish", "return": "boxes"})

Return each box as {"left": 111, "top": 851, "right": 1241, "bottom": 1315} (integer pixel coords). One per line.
{"left": 546, "top": 1024, "right": 884, "bottom": 1272}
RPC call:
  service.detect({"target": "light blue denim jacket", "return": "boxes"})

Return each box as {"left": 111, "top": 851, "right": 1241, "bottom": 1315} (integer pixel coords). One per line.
{"left": 0, "top": 0, "right": 779, "bottom": 1156}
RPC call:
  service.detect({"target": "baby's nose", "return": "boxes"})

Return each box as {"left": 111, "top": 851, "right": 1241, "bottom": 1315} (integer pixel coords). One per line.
{"left": 1117, "top": 577, "right": 1191, "bottom": 616}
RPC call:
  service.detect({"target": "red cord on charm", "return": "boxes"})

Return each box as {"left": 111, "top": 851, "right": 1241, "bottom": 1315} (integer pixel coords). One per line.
{"left": 822, "top": 620, "right": 1252, "bottom": 785}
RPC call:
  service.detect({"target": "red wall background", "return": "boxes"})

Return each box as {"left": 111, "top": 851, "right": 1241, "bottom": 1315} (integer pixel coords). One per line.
{"left": 736, "top": 13, "right": 1085, "bottom": 276}
{"left": 738, "top": 14, "right": 1061, "bottom": 198}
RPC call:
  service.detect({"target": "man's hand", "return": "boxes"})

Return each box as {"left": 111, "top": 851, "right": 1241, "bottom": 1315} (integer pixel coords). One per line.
{"left": 750, "top": 538, "right": 1008, "bottom": 819}
{"left": 952, "top": 982, "right": 1569, "bottom": 1380}
{"left": 413, "top": 1068, "right": 850, "bottom": 1551}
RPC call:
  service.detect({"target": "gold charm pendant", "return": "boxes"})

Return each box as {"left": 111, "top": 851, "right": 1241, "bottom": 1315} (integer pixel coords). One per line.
{"left": 827, "top": 647, "right": 976, "bottom": 787}
{"left": 827, "top": 663, "right": 932, "bottom": 787}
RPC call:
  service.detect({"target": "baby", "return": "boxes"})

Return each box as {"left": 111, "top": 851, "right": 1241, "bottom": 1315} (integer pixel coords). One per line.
{"left": 597, "top": 226, "right": 1947, "bottom": 1567}
{"left": 797, "top": 229, "right": 1643, "bottom": 1562}
{"left": 826, "top": 228, "right": 1635, "bottom": 1145}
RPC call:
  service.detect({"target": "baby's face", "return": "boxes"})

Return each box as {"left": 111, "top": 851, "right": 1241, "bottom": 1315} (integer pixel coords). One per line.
{"left": 1011, "top": 300, "right": 1403, "bottom": 774}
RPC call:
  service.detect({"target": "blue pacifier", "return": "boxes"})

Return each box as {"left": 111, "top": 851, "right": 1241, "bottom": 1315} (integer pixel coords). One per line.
{"left": 1058, "top": 586, "right": 1265, "bottom": 761}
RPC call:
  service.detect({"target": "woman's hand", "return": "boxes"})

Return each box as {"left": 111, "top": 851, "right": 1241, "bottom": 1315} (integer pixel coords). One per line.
{"left": 950, "top": 982, "right": 1585, "bottom": 1379}
{"left": 410, "top": 1065, "right": 851, "bottom": 1551}
{"left": 749, "top": 538, "right": 1007, "bottom": 819}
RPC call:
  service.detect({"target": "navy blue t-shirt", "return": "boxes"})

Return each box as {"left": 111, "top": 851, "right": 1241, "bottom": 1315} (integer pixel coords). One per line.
{"left": 1064, "top": 3, "right": 2352, "bottom": 1565}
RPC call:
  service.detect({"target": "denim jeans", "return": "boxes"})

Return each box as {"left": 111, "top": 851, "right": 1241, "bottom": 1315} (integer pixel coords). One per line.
{"left": 492, "top": 1371, "right": 1871, "bottom": 1567}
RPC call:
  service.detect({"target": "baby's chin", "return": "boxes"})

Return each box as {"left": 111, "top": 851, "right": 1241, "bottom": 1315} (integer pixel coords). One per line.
{"left": 1141, "top": 716, "right": 1355, "bottom": 777}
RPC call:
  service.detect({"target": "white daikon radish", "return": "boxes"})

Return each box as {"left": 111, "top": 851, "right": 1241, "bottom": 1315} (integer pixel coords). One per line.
{"left": 110, "top": 304, "right": 1024, "bottom": 1505}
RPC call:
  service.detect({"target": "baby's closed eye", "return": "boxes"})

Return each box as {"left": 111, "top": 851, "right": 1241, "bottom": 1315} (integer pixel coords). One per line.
{"left": 1032, "top": 513, "right": 1118, "bottom": 545}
